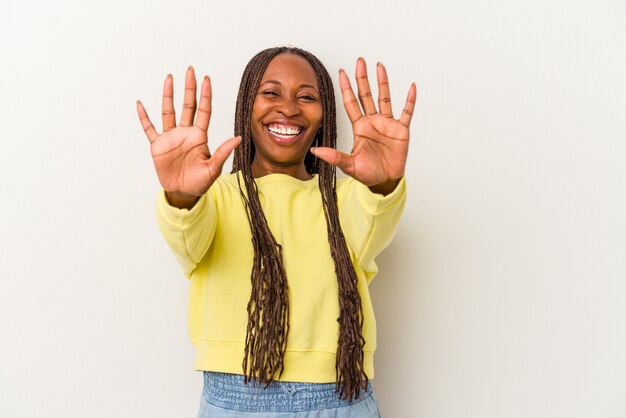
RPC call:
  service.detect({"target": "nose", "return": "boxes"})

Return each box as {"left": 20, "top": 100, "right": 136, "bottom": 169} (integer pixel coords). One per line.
{"left": 276, "top": 96, "right": 300, "bottom": 117}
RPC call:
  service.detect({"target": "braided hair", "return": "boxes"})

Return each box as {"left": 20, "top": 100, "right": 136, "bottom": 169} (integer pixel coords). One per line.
{"left": 232, "top": 46, "right": 368, "bottom": 402}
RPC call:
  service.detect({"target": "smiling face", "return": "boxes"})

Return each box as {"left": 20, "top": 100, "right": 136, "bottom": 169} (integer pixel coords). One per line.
{"left": 250, "top": 53, "right": 323, "bottom": 179}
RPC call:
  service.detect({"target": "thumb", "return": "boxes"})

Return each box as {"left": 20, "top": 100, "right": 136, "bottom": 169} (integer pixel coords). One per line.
{"left": 310, "top": 147, "right": 355, "bottom": 176}
{"left": 207, "top": 136, "right": 242, "bottom": 175}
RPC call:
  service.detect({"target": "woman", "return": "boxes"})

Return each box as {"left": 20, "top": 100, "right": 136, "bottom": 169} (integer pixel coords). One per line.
{"left": 137, "top": 46, "right": 416, "bottom": 417}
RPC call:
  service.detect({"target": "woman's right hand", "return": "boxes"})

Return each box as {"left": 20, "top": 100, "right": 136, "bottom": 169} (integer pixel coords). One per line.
{"left": 136, "top": 66, "right": 241, "bottom": 208}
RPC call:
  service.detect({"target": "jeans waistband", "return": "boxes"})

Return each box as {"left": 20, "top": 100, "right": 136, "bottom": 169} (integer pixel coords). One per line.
{"left": 202, "top": 371, "right": 373, "bottom": 412}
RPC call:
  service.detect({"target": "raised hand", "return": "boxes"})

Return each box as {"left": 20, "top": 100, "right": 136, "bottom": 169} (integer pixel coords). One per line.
{"left": 136, "top": 67, "right": 241, "bottom": 208}
{"left": 310, "top": 58, "right": 416, "bottom": 195}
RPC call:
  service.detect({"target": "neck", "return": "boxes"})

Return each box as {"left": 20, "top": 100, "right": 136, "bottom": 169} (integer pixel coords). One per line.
{"left": 251, "top": 159, "right": 312, "bottom": 180}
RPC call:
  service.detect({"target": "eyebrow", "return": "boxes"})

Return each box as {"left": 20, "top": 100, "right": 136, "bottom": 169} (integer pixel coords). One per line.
{"left": 259, "top": 80, "right": 319, "bottom": 91}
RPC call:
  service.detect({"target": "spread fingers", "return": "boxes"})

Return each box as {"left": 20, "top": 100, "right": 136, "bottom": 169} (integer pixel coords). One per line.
{"left": 376, "top": 62, "right": 393, "bottom": 117}
{"left": 194, "top": 76, "right": 212, "bottom": 133}
{"left": 179, "top": 66, "right": 197, "bottom": 127}
{"left": 161, "top": 74, "right": 176, "bottom": 132}
{"left": 399, "top": 83, "right": 417, "bottom": 127}
{"left": 355, "top": 57, "right": 377, "bottom": 115}
{"left": 136, "top": 100, "right": 158, "bottom": 143}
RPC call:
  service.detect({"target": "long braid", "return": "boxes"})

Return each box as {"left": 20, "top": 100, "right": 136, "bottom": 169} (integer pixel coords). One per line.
{"left": 232, "top": 47, "right": 368, "bottom": 401}
{"left": 233, "top": 50, "right": 289, "bottom": 385}
{"left": 312, "top": 59, "right": 368, "bottom": 402}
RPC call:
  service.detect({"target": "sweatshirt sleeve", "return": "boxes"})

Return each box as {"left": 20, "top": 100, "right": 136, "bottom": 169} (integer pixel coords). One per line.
{"left": 155, "top": 189, "right": 218, "bottom": 277}
{"left": 338, "top": 177, "right": 406, "bottom": 282}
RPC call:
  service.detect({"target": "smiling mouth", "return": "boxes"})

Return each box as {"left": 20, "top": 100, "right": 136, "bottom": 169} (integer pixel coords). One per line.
{"left": 266, "top": 123, "right": 303, "bottom": 144}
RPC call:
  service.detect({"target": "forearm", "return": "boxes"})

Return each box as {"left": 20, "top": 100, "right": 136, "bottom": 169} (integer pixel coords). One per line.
{"left": 157, "top": 190, "right": 217, "bottom": 276}
{"left": 339, "top": 177, "right": 407, "bottom": 272}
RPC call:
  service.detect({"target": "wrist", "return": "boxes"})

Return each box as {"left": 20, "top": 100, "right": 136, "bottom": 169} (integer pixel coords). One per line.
{"left": 165, "top": 190, "right": 200, "bottom": 209}
{"left": 368, "top": 177, "right": 401, "bottom": 196}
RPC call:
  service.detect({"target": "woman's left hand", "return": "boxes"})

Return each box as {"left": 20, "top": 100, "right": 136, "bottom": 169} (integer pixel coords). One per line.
{"left": 310, "top": 58, "right": 416, "bottom": 195}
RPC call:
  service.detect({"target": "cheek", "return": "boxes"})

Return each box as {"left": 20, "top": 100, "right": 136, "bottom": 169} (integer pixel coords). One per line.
{"left": 251, "top": 97, "right": 271, "bottom": 120}
{"left": 310, "top": 107, "right": 323, "bottom": 129}
{"left": 251, "top": 105, "right": 263, "bottom": 124}
{"left": 250, "top": 104, "right": 267, "bottom": 135}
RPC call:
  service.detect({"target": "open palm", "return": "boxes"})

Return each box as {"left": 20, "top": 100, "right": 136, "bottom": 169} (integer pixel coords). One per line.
{"left": 136, "top": 67, "right": 241, "bottom": 200}
{"left": 311, "top": 58, "right": 416, "bottom": 194}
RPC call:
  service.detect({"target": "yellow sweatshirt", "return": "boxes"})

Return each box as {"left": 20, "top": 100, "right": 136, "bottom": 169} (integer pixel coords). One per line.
{"left": 156, "top": 172, "right": 406, "bottom": 383}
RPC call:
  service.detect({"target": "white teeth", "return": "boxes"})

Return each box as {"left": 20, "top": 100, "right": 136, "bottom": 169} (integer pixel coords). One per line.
{"left": 268, "top": 124, "right": 302, "bottom": 136}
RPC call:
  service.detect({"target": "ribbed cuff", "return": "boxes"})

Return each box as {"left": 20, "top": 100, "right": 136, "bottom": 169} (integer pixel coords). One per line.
{"left": 354, "top": 177, "right": 406, "bottom": 214}
{"left": 156, "top": 190, "right": 208, "bottom": 229}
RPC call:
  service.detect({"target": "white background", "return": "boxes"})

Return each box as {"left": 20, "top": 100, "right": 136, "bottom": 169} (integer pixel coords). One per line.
{"left": 1, "top": 0, "right": 624, "bottom": 417}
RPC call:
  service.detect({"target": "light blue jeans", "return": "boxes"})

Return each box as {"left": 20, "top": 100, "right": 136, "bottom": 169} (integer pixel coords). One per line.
{"left": 197, "top": 372, "right": 381, "bottom": 417}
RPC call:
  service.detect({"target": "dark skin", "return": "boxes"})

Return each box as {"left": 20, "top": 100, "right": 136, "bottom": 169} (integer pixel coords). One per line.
{"left": 312, "top": 59, "right": 416, "bottom": 195}
{"left": 136, "top": 55, "right": 416, "bottom": 208}
{"left": 250, "top": 54, "right": 323, "bottom": 180}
